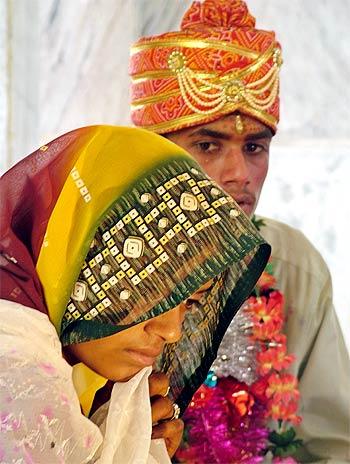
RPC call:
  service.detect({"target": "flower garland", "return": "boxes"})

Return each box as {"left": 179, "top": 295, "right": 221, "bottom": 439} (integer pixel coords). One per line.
{"left": 176, "top": 217, "right": 303, "bottom": 463}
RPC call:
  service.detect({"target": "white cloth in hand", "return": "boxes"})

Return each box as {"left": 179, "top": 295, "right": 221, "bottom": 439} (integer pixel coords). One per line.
{"left": 93, "top": 366, "right": 171, "bottom": 464}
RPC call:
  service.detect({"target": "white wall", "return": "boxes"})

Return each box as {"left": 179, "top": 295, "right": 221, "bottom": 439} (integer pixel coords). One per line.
{"left": 0, "top": 0, "right": 8, "bottom": 174}
{"left": 1, "top": 0, "right": 349, "bottom": 346}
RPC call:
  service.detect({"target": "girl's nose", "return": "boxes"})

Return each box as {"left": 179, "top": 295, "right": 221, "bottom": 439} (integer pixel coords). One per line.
{"left": 145, "top": 303, "right": 186, "bottom": 344}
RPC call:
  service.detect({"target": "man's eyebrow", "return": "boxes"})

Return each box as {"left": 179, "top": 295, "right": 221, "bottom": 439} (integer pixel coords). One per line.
{"left": 187, "top": 128, "right": 231, "bottom": 140}
{"left": 244, "top": 128, "right": 273, "bottom": 141}
{"left": 187, "top": 127, "right": 273, "bottom": 141}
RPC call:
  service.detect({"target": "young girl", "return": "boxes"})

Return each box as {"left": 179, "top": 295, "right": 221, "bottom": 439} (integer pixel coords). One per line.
{"left": 0, "top": 126, "right": 270, "bottom": 462}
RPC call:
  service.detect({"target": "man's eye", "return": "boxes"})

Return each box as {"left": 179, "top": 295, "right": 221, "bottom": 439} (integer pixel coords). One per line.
{"left": 244, "top": 143, "right": 263, "bottom": 154}
{"left": 195, "top": 141, "right": 219, "bottom": 153}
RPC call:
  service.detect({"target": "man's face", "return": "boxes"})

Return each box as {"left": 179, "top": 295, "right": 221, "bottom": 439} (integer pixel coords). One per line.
{"left": 166, "top": 113, "right": 273, "bottom": 217}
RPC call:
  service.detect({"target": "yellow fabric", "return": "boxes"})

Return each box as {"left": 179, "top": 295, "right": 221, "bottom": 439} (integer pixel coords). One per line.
{"left": 35, "top": 126, "right": 190, "bottom": 415}
{"left": 72, "top": 363, "right": 108, "bottom": 416}
{"left": 32, "top": 124, "right": 269, "bottom": 418}
{"left": 36, "top": 126, "right": 189, "bottom": 333}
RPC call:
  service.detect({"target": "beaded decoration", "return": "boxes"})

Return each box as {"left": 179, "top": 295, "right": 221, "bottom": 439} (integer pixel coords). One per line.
{"left": 130, "top": 0, "right": 282, "bottom": 134}
{"left": 167, "top": 48, "right": 282, "bottom": 117}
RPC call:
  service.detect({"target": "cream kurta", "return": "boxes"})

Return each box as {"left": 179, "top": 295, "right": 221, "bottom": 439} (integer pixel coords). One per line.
{"left": 261, "top": 217, "right": 350, "bottom": 463}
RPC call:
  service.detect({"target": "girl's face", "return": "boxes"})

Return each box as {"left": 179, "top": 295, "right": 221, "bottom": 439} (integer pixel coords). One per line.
{"left": 64, "top": 282, "right": 212, "bottom": 382}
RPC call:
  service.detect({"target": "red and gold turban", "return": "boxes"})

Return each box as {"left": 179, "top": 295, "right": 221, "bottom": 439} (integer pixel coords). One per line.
{"left": 130, "top": 0, "right": 282, "bottom": 134}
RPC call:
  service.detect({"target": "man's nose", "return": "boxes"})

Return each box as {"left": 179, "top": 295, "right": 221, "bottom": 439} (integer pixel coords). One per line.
{"left": 145, "top": 304, "right": 185, "bottom": 344}
{"left": 220, "top": 147, "right": 249, "bottom": 187}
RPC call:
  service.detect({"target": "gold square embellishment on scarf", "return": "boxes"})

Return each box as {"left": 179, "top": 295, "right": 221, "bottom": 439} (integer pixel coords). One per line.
{"left": 180, "top": 192, "right": 198, "bottom": 211}
{"left": 71, "top": 281, "right": 87, "bottom": 302}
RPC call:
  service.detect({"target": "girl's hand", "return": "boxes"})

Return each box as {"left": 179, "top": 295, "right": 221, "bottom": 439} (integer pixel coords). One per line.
{"left": 149, "top": 372, "right": 184, "bottom": 458}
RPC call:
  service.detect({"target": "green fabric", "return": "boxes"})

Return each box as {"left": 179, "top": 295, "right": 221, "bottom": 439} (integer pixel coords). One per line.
{"left": 61, "top": 146, "right": 270, "bottom": 413}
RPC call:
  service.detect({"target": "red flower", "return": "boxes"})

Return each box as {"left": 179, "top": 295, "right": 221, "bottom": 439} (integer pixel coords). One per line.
{"left": 257, "top": 335, "right": 296, "bottom": 375}
{"left": 248, "top": 292, "right": 283, "bottom": 321}
{"left": 188, "top": 384, "right": 214, "bottom": 409}
{"left": 245, "top": 291, "right": 285, "bottom": 341}
{"left": 251, "top": 375, "right": 270, "bottom": 404}
{"left": 252, "top": 319, "right": 283, "bottom": 341}
{"left": 266, "top": 373, "right": 300, "bottom": 404}
{"left": 220, "top": 377, "right": 255, "bottom": 418}
{"left": 268, "top": 397, "right": 302, "bottom": 425}
{"left": 257, "top": 270, "right": 277, "bottom": 292}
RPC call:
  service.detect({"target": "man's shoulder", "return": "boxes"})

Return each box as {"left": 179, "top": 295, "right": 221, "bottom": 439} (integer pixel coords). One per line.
{"left": 257, "top": 216, "right": 312, "bottom": 247}
{"left": 256, "top": 216, "right": 330, "bottom": 281}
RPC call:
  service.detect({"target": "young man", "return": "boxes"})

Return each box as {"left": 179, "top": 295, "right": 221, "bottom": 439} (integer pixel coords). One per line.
{"left": 129, "top": 0, "right": 350, "bottom": 461}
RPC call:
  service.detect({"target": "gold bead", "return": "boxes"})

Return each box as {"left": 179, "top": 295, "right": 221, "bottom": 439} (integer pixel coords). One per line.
{"left": 168, "top": 50, "right": 187, "bottom": 73}
{"left": 120, "top": 289, "right": 131, "bottom": 300}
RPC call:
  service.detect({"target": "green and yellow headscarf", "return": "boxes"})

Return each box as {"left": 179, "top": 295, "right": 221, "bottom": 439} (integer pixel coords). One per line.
{"left": 0, "top": 125, "right": 270, "bottom": 416}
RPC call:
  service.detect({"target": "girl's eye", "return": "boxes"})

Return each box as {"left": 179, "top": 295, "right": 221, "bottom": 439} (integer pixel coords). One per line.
{"left": 185, "top": 299, "right": 201, "bottom": 312}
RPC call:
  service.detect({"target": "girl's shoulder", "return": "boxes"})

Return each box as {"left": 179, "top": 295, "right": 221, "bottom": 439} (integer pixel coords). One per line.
{"left": 0, "top": 299, "right": 102, "bottom": 462}
{"left": 0, "top": 299, "right": 61, "bottom": 355}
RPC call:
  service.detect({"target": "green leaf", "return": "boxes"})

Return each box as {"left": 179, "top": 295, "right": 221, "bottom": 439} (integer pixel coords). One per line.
{"left": 265, "top": 262, "right": 274, "bottom": 275}
{"left": 269, "top": 439, "right": 303, "bottom": 458}
{"left": 268, "top": 427, "right": 296, "bottom": 446}
{"left": 279, "top": 443, "right": 300, "bottom": 457}
{"left": 252, "top": 215, "right": 266, "bottom": 231}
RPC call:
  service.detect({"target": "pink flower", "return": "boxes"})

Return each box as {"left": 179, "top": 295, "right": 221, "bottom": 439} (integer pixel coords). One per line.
{"left": 60, "top": 393, "right": 69, "bottom": 406}
{"left": 0, "top": 412, "right": 20, "bottom": 432}
{"left": 39, "top": 406, "right": 54, "bottom": 422}
{"left": 84, "top": 434, "right": 94, "bottom": 449}
{"left": 39, "top": 362, "right": 56, "bottom": 376}
{"left": 273, "top": 457, "right": 298, "bottom": 463}
{"left": 0, "top": 412, "right": 10, "bottom": 426}
{"left": 23, "top": 448, "right": 35, "bottom": 464}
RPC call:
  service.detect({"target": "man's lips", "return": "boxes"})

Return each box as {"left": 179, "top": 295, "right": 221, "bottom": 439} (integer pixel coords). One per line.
{"left": 126, "top": 348, "right": 163, "bottom": 366}
{"left": 227, "top": 192, "right": 255, "bottom": 212}
{"left": 233, "top": 193, "right": 255, "bottom": 207}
